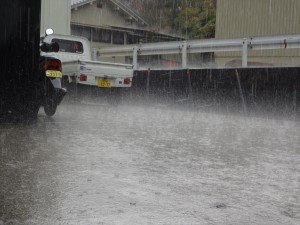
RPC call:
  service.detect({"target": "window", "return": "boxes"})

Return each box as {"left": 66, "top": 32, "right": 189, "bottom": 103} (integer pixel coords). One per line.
{"left": 127, "top": 34, "right": 140, "bottom": 44}
{"left": 112, "top": 31, "right": 124, "bottom": 44}
{"left": 92, "top": 28, "right": 111, "bottom": 43}
{"left": 71, "top": 25, "right": 91, "bottom": 41}
{"left": 52, "top": 39, "right": 84, "bottom": 54}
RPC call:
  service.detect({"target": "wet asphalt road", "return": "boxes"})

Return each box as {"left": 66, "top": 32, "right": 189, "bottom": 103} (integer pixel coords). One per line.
{"left": 0, "top": 99, "right": 300, "bottom": 225}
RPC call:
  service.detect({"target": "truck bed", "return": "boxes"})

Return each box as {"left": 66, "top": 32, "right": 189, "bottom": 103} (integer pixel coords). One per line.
{"left": 62, "top": 60, "right": 133, "bottom": 88}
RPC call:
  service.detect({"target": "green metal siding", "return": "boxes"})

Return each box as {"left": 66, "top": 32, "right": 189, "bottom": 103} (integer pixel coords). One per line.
{"left": 215, "top": 0, "right": 300, "bottom": 59}
{"left": 216, "top": 0, "right": 300, "bottom": 38}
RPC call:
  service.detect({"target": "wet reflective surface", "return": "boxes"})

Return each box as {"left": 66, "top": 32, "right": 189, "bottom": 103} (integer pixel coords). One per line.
{"left": 1, "top": 100, "right": 300, "bottom": 225}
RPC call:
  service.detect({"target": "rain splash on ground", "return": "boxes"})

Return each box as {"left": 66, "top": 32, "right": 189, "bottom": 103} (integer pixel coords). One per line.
{"left": 0, "top": 100, "right": 300, "bottom": 225}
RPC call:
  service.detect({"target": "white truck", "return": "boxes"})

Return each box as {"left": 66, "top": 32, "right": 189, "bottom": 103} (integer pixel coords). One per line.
{"left": 41, "top": 34, "right": 133, "bottom": 89}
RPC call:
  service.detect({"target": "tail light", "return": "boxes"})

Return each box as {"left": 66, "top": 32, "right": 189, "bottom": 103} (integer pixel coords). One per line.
{"left": 44, "top": 59, "right": 62, "bottom": 71}
{"left": 124, "top": 78, "right": 131, "bottom": 85}
{"left": 80, "top": 74, "right": 87, "bottom": 81}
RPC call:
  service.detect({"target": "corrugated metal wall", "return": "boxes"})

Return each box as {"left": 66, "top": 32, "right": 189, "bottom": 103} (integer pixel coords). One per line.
{"left": 215, "top": 0, "right": 300, "bottom": 63}
{"left": 216, "top": 0, "right": 300, "bottom": 38}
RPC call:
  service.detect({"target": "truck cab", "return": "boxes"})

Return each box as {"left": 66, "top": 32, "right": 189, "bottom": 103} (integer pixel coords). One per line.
{"left": 42, "top": 34, "right": 91, "bottom": 62}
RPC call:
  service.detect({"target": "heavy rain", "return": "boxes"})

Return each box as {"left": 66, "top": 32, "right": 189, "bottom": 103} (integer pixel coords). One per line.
{"left": 1, "top": 0, "right": 300, "bottom": 225}
{"left": 1, "top": 99, "right": 300, "bottom": 225}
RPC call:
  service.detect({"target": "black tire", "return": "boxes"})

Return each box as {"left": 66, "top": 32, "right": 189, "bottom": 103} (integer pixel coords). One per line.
{"left": 44, "top": 99, "right": 57, "bottom": 116}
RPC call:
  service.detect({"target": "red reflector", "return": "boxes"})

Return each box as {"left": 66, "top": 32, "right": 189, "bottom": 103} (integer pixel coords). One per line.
{"left": 124, "top": 78, "right": 131, "bottom": 85}
{"left": 44, "top": 59, "right": 62, "bottom": 71}
{"left": 80, "top": 74, "right": 87, "bottom": 81}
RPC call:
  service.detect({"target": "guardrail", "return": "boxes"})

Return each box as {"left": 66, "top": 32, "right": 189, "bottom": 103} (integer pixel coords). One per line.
{"left": 99, "top": 34, "right": 300, "bottom": 70}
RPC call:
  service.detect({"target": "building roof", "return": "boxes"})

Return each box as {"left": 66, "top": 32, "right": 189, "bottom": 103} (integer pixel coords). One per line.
{"left": 70, "top": 0, "right": 148, "bottom": 27}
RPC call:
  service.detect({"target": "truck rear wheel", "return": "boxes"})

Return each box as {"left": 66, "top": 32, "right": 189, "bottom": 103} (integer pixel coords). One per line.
{"left": 44, "top": 99, "right": 57, "bottom": 116}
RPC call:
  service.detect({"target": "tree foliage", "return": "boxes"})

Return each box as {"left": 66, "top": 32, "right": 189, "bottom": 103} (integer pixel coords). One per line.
{"left": 126, "top": 0, "right": 216, "bottom": 39}
{"left": 169, "top": 0, "right": 216, "bottom": 39}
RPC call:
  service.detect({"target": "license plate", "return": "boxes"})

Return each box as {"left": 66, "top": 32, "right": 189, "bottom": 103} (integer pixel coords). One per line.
{"left": 98, "top": 79, "right": 111, "bottom": 88}
{"left": 46, "top": 70, "right": 62, "bottom": 78}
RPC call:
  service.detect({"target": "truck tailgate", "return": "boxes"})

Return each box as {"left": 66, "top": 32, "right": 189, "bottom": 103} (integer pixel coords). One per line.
{"left": 62, "top": 60, "right": 133, "bottom": 88}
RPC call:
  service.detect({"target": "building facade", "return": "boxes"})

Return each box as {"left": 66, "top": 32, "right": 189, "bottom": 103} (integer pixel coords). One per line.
{"left": 70, "top": 0, "right": 182, "bottom": 64}
{"left": 215, "top": 0, "right": 300, "bottom": 67}
{"left": 41, "top": 0, "right": 71, "bottom": 35}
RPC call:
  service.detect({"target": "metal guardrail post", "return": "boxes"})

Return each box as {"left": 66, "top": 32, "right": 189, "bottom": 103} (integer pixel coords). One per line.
{"left": 133, "top": 46, "right": 138, "bottom": 70}
{"left": 182, "top": 41, "right": 187, "bottom": 69}
{"left": 147, "top": 68, "right": 150, "bottom": 97}
{"left": 235, "top": 69, "right": 248, "bottom": 114}
{"left": 92, "top": 48, "right": 97, "bottom": 61}
{"left": 293, "top": 83, "right": 297, "bottom": 112}
{"left": 187, "top": 69, "right": 194, "bottom": 105}
{"left": 242, "top": 38, "right": 248, "bottom": 68}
